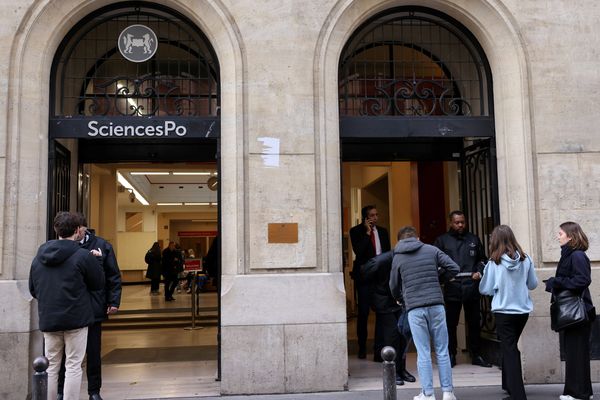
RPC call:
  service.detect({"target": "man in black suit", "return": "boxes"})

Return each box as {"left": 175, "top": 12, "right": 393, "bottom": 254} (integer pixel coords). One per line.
{"left": 349, "top": 205, "right": 390, "bottom": 359}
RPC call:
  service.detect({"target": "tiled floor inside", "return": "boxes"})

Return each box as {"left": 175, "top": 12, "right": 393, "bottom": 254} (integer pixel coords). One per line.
{"left": 78, "top": 285, "right": 501, "bottom": 399}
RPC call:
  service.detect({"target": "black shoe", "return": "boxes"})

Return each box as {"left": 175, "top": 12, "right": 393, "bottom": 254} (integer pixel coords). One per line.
{"left": 399, "top": 370, "right": 416, "bottom": 383}
{"left": 472, "top": 355, "right": 492, "bottom": 368}
{"left": 358, "top": 349, "right": 366, "bottom": 359}
{"left": 395, "top": 375, "right": 405, "bottom": 386}
{"left": 166, "top": 297, "right": 176, "bottom": 301}
{"left": 450, "top": 354, "right": 456, "bottom": 368}
{"left": 89, "top": 394, "right": 103, "bottom": 400}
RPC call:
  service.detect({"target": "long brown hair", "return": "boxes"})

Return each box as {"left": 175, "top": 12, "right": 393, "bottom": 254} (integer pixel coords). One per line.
{"left": 560, "top": 221, "right": 589, "bottom": 251}
{"left": 489, "top": 225, "right": 526, "bottom": 263}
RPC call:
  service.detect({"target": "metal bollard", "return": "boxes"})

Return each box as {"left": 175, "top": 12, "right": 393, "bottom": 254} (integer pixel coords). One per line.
{"left": 32, "top": 356, "right": 48, "bottom": 400}
{"left": 381, "top": 346, "right": 397, "bottom": 400}
{"left": 184, "top": 272, "right": 203, "bottom": 330}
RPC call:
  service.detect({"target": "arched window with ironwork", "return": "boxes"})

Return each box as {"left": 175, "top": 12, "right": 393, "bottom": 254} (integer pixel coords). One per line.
{"left": 51, "top": 3, "right": 219, "bottom": 118}
{"left": 339, "top": 7, "right": 493, "bottom": 137}
{"left": 338, "top": 7, "right": 499, "bottom": 347}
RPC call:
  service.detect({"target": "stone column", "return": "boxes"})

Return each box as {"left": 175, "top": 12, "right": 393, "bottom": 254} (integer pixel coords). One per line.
{"left": 218, "top": 0, "right": 348, "bottom": 394}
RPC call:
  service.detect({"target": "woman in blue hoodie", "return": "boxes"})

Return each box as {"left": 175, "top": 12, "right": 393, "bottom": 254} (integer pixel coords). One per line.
{"left": 480, "top": 225, "right": 538, "bottom": 400}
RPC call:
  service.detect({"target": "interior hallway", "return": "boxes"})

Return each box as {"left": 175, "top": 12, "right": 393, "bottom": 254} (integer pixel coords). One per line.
{"left": 77, "top": 286, "right": 501, "bottom": 399}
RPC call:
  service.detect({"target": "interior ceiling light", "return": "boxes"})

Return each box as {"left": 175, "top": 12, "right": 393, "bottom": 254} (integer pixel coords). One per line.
{"left": 130, "top": 172, "right": 170, "bottom": 175}
{"left": 116, "top": 172, "right": 149, "bottom": 206}
{"left": 157, "top": 202, "right": 183, "bottom": 206}
{"left": 184, "top": 202, "right": 211, "bottom": 206}
{"left": 172, "top": 172, "right": 212, "bottom": 175}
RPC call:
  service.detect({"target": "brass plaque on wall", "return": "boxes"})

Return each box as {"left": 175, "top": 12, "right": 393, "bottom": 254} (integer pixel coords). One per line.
{"left": 268, "top": 223, "right": 298, "bottom": 243}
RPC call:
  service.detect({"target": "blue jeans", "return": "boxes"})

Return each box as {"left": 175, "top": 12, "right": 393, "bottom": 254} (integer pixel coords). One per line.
{"left": 408, "top": 305, "right": 453, "bottom": 395}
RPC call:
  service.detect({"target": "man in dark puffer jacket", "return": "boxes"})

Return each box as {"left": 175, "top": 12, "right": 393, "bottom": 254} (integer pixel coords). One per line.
{"left": 57, "top": 214, "right": 122, "bottom": 400}
{"left": 29, "top": 212, "right": 105, "bottom": 400}
{"left": 389, "top": 226, "right": 459, "bottom": 400}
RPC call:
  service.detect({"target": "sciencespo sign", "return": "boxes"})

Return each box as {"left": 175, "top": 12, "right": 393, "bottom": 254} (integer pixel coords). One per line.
{"left": 49, "top": 117, "right": 220, "bottom": 139}
{"left": 87, "top": 120, "right": 186, "bottom": 137}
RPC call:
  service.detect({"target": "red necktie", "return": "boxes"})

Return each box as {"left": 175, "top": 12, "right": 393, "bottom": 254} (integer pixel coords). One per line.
{"left": 370, "top": 229, "right": 376, "bottom": 251}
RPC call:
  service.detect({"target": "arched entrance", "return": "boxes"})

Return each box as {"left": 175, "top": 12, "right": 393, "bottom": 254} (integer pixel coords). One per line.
{"left": 48, "top": 3, "right": 222, "bottom": 397}
{"left": 339, "top": 6, "right": 501, "bottom": 374}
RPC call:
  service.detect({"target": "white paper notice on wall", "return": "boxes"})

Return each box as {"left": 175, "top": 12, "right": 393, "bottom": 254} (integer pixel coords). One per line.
{"left": 257, "top": 137, "right": 280, "bottom": 167}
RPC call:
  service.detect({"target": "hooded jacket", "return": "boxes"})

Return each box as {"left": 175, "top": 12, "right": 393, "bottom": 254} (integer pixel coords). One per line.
{"left": 479, "top": 252, "right": 538, "bottom": 314}
{"left": 433, "top": 229, "right": 487, "bottom": 302}
{"left": 389, "top": 237, "right": 459, "bottom": 312}
{"left": 81, "top": 229, "right": 122, "bottom": 322}
{"left": 29, "top": 239, "right": 105, "bottom": 332}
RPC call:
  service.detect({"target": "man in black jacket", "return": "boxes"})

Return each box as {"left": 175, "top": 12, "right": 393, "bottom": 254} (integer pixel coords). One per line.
{"left": 162, "top": 241, "right": 181, "bottom": 301}
{"left": 57, "top": 214, "right": 122, "bottom": 400}
{"left": 29, "top": 212, "right": 105, "bottom": 400}
{"left": 361, "top": 249, "right": 415, "bottom": 385}
{"left": 349, "top": 205, "right": 390, "bottom": 359}
{"left": 433, "top": 210, "right": 491, "bottom": 368}
{"left": 204, "top": 236, "right": 219, "bottom": 287}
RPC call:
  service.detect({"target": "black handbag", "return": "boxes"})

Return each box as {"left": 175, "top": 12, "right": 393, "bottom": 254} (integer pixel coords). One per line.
{"left": 550, "top": 290, "right": 588, "bottom": 332}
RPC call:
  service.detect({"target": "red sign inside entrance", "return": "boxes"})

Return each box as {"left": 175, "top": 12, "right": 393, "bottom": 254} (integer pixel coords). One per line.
{"left": 177, "top": 231, "right": 218, "bottom": 237}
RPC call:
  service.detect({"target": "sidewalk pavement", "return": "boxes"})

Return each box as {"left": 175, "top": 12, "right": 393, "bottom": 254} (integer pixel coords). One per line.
{"left": 170, "top": 383, "right": 599, "bottom": 400}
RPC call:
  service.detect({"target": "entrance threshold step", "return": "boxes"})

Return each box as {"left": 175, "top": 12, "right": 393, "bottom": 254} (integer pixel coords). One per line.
{"left": 107, "top": 311, "right": 216, "bottom": 322}
{"left": 103, "top": 319, "right": 218, "bottom": 330}
{"left": 117, "top": 306, "right": 217, "bottom": 315}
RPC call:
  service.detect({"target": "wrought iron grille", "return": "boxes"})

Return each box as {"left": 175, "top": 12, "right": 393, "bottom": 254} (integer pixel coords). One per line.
{"left": 52, "top": 4, "right": 219, "bottom": 117}
{"left": 47, "top": 142, "right": 71, "bottom": 239}
{"left": 461, "top": 139, "right": 500, "bottom": 337}
{"left": 339, "top": 8, "right": 491, "bottom": 118}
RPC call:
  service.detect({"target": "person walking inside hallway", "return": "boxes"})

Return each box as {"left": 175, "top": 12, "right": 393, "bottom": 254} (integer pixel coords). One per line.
{"left": 57, "top": 214, "right": 122, "bottom": 400}
{"left": 434, "top": 210, "right": 491, "bottom": 368}
{"left": 29, "top": 212, "right": 105, "bottom": 400}
{"left": 162, "top": 241, "right": 181, "bottom": 301}
{"left": 479, "top": 225, "right": 538, "bottom": 400}
{"left": 349, "top": 205, "right": 390, "bottom": 360}
{"left": 545, "top": 222, "right": 595, "bottom": 400}
{"left": 145, "top": 242, "right": 162, "bottom": 295}
{"left": 390, "top": 226, "right": 459, "bottom": 400}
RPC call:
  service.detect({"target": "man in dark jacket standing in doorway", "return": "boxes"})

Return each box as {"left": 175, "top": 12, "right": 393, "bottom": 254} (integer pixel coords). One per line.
{"left": 433, "top": 210, "right": 491, "bottom": 368}
{"left": 361, "top": 249, "right": 415, "bottom": 385}
{"left": 57, "top": 214, "right": 122, "bottom": 400}
{"left": 29, "top": 211, "right": 105, "bottom": 400}
{"left": 349, "top": 205, "right": 390, "bottom": 360}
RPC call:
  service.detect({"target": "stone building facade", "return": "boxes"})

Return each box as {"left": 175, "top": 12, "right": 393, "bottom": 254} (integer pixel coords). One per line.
{"left": 0, "top": 0, "right": 598, "bottom": 398}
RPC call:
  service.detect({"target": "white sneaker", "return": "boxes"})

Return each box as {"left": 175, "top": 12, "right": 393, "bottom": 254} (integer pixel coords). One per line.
{"left": 414, "top": 393, "right": 436, "bottom": 400}
{"left": 443, "top": 392, "right": 457, "bottom": 400}
{"left": 560, "top": 395, "right": 584, "bottom": 400}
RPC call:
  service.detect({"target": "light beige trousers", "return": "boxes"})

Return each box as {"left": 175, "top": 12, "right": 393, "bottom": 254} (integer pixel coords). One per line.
{"left": 44, "top": 326, "right": 88, "bottom": 400}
